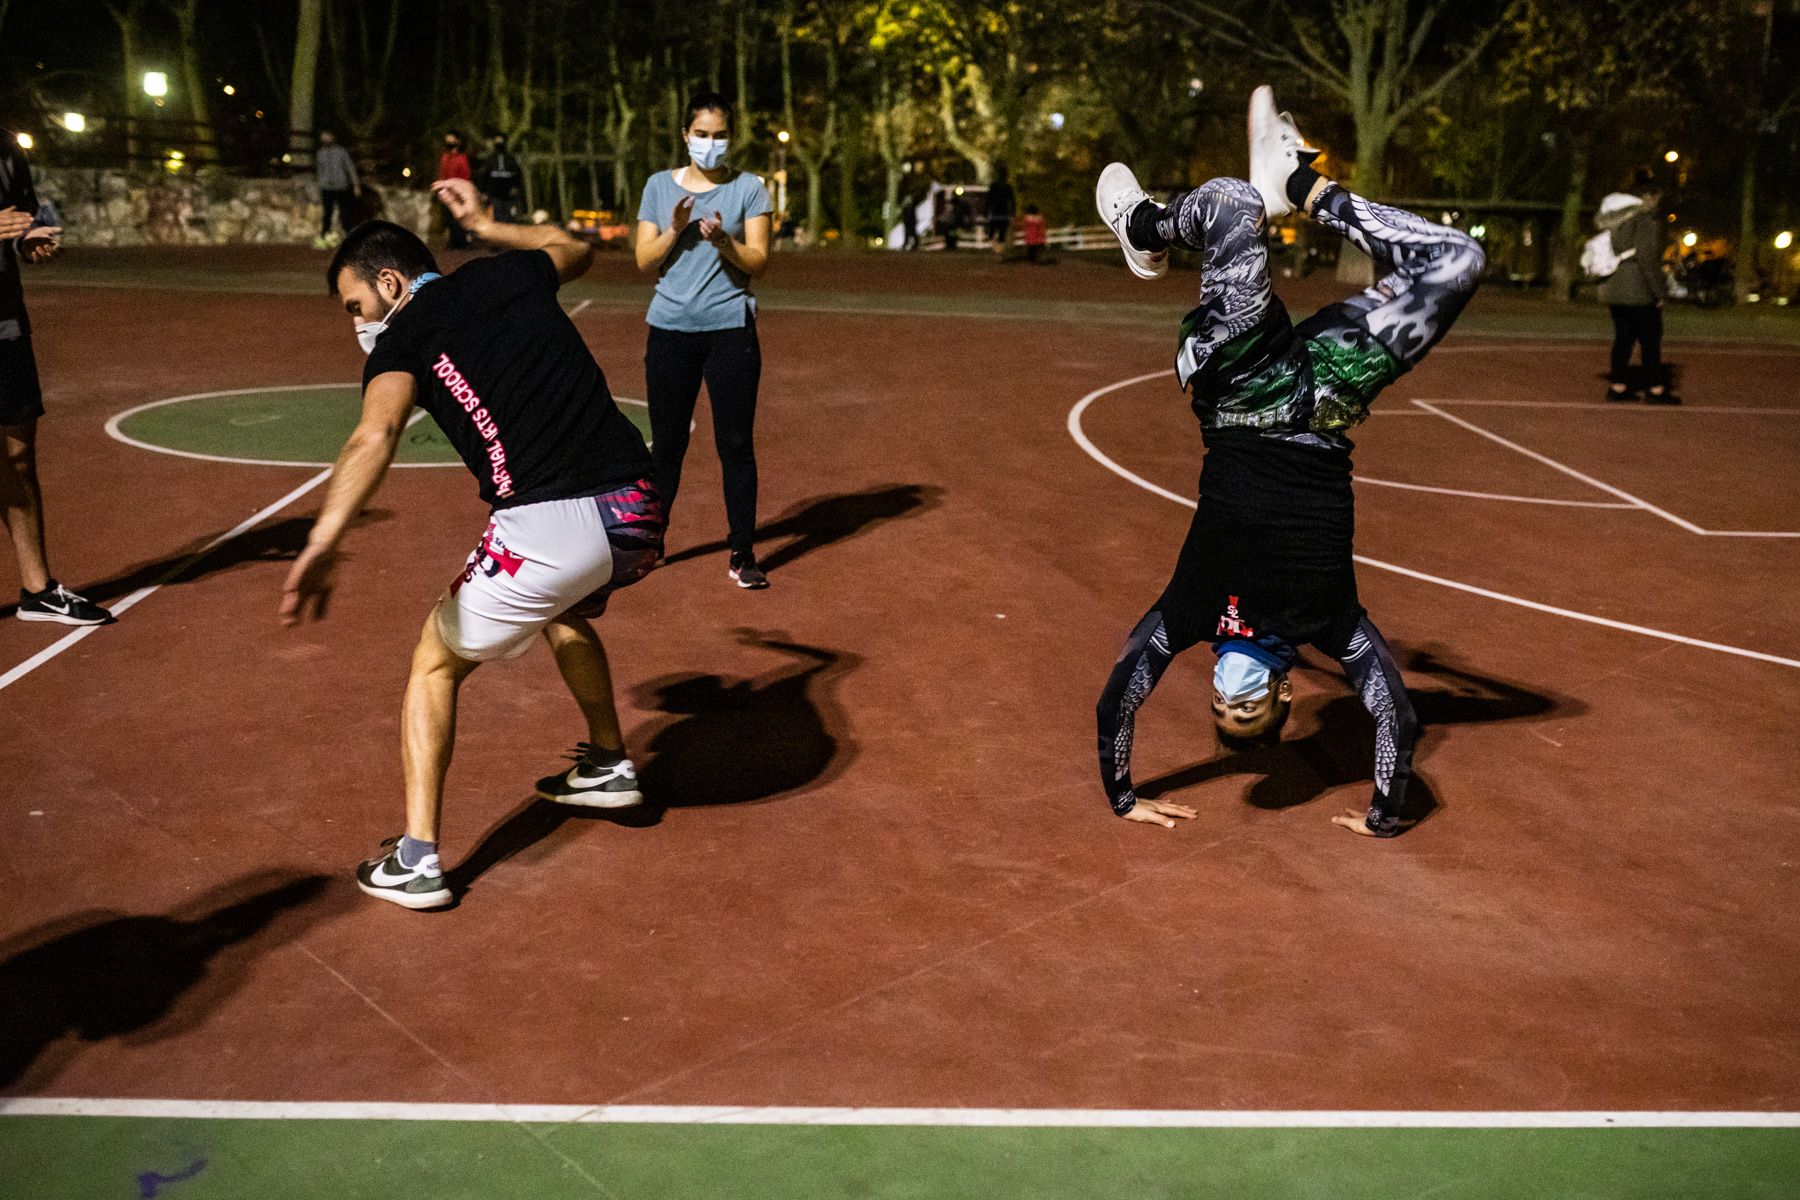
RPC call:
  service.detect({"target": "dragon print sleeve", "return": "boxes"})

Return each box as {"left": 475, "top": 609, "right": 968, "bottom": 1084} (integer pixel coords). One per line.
{"left": 1336, "top": 617, "right": 1417, "bottom": 836}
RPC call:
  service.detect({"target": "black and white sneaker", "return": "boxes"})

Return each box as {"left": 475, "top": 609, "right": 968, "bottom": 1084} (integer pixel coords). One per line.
{"left": 17, "top": 582, "right": 113, "bottom": 626}
{"left": 536, "top": 743, "right": 645, "bottom": 808}
{"left": 355, "top": 838, "right": 451, "bottom": 910}
{"left": 727, "top": 552, "right": 769, "bottom": 590}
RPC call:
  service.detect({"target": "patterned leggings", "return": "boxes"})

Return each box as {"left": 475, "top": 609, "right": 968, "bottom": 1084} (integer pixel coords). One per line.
{"left": 1157, "top": 177, "right": 1485, "bottom": 371}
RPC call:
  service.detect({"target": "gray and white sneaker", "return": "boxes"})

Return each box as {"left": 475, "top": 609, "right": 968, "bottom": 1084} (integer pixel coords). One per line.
{"left": 1247, "top": 84, "right": 1322, "bottom": 220}
{"left": 355, "top": 838, "right": 451, "bottom": 910}
{"left": 1094, "top": 162, "right": 1168, "bottom": 280}
{"left": 536, "top": 743, "right": 645, "bottom": 809}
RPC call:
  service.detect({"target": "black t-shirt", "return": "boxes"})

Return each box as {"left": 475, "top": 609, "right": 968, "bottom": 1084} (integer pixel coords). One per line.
{"left": 364, "top": 250, "right": 651, "bottom": 508}
{"left": 1166, "top": 427, "right": 1363, "bottom": 658}
{"left": 0, "top": 133, "right": 38, "bottom": 324}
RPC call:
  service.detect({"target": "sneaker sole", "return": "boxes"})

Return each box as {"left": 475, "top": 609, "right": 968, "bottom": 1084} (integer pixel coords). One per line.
{"left": 356, "top": 880, "right": 453, "bottom": 909}
{"left": 1248, "top": 86, "right": 1295, "bottom": 219}
{"left": 537, "top": 786, "right": 645, "bottom": 809}
{"left": 17, "top": 610, "right": 111, "bottom": 625}
{"left": 728, "top": 570, "right": 769, "bottom": 590}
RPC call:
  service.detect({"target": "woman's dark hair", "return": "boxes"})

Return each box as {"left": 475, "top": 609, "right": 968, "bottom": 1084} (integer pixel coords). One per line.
{"left": 684, "top": 91, "right": 734, "bottom": 131}
{"left": 1629, "top": 168, "right": 1658, "bottom": 195}
{"left": 326, "top": 220, "right": 439, "bottom": 294}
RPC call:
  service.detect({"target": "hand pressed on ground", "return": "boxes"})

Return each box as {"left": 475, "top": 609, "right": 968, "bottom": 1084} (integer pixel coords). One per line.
{"left": 1330, "top": 807, "right": 1415, "bottom": 836}
{"left": 1121, "top": 798, "right": 1199, "bottom": 829}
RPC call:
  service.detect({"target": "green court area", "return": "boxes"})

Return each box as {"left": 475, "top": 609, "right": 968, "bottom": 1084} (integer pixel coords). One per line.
{"left": 109, "top": 385, "right": 653, "bottom": 467}
{"left": 2, "top": 1117, "right": 1797, "bottom": 1199}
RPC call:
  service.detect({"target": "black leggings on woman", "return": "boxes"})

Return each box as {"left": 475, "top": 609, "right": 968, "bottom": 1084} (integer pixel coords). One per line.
{"left": 645, "top": 320, "right": 761, "bottom": 554}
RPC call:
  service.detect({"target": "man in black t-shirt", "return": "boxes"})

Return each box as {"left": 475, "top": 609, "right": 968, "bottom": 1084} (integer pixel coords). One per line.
{"left": 1091, "top": 87, "right": 1484, "bottom": 838}
{"left": 0, "top": 130, "right": 112, "bottom": 625}
{"left": 281, "top": 181, "right": 663, "bottom": 910}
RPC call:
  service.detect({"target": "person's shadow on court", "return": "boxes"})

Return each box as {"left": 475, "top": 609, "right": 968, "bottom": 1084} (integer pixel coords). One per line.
{"left": 0, "top": 511, "right": 397, "bottom": 620}
{"left": 448, "top": 631, "right": 860, "bottom": 898}
{"left": 1134, "top": 646, "right": 1579, "bottom": 826}
{"left": 662, "top": 484, "right": 942, "bottom": 572}
{"left": 0, "top": 871, "right": 351, "bottom": 1089}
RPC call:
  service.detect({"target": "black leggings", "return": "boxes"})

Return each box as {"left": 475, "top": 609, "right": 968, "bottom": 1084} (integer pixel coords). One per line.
{"left": 1608, "top": 304, "right": 1663, "bottom": 387}
{"left": 645, "top": 320, "right": 762, "bottom": 554}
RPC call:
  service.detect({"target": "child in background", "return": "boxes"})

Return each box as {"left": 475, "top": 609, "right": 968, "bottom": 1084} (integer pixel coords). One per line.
{"left": 1022, "top": 205, "right": 1047, "bottom": 264}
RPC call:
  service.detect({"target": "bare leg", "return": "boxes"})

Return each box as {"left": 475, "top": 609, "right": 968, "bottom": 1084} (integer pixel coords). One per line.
{"left": 542, "top": 613, "right": 624, "bottom": 752}
{"left": 401, "top": 608, "right": 481, "bottom": 842}
{"left": 0, "top": 422, "right": 51, "bottom": 593}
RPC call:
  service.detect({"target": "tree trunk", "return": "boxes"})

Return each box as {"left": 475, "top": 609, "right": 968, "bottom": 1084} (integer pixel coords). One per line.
{"left": 171, "top": 0, "right": 212, "bottom": 162}
{"left": 735, "top": 0, "right": 754, "bottom": 159}
{"left": 1737, "top": 139, "right": 1758, "bottom": 304}
{"left": 1336, "top": 114, "right": 1388, "bottom": 284}
{"left": 1550, "top": 129, "right": 1592, "bottom": 303}
{"left": 288, "top": 0, "right": 324, "bottom": 167}
{"left": 836, "top": 107, "right": 860, "bottom": 245}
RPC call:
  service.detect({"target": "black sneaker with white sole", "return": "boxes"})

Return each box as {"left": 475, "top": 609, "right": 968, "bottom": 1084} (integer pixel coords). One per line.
{"left": 536, "top": 743, "right": 645, "bottom": 808}
{"left": 17, "top": 582, "right": 113, "bottom": 626}
{"left": 727, "top": 551, "right": 769, "bottom": 590}
{"left": 355, "top": 838, "right": 451, "bottom": 909}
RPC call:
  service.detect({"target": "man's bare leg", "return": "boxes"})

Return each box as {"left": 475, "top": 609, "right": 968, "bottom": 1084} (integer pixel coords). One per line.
{"left": 543, "top": 613, "right": 624, "bottom": 752}
{"left": 0, "top": 422, "right": 51, "bottom": 593}
{"left": 401, "top": 607, "right": 481, "bottom": 842}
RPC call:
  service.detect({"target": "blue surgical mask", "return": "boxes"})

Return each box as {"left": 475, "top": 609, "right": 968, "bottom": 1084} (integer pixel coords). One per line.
{"left": 1214, "top": 648, "right": 1274, "bottom": 705}
{"left": 688, "top": 136, "right": 728, "bottom": 171}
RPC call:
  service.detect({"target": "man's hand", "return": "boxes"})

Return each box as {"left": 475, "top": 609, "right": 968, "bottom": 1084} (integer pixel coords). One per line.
{"left": 1121, "top": 798, "right": 1200, "bottom": 829}
{"left": 279, "top": 544, "right": 339, "bottom": 626}
{"left": 0, "top": 207, "right": 33, "bottom": 240}
{"left": 699, "top": 210, "right": 730, "bottom": 247}
{"left": 431, "top": 178, "right": 488, "bottom": 233}
{"left": 671, "top": 194, "right": 695, "bottom": 235}
{"left": 20, "top": 227, "right": 61, "bottom": 264}
{"left": 1330, "top": 807, "right": 1414, "bottom": 837}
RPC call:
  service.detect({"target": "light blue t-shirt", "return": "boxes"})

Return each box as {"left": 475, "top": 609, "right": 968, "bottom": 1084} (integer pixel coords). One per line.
{"left": 637, "top": 168, "right": 772, "bottom": 332}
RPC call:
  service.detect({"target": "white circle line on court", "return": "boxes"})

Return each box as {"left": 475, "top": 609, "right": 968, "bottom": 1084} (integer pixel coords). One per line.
{"left": 3, "top": 1098, "right": 1798, "bottom": 1127}
{"left": 104, "top": 383, "right": 654, "bottom": 469}
{"left": 1068, "top": 372, "right": 1800, "bottom": 671}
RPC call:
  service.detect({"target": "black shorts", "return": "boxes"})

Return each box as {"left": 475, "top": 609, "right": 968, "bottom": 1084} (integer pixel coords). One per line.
{"left": 0, "top": 332, "right": 45, "bottom": 426}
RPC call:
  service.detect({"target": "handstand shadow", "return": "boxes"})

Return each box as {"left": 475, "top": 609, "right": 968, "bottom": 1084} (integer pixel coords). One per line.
{"left": 448, "top": 631, "right": 860, "bottom": 897}
{"left": 0, "top": 510, "right": 395, "bottom": 619}
{"left": 661, "top": 484, "right": 942, "bottom": 571}
{"left": 1135, "top": 646, "right": 1580, "bottom": 826}
{"left": 0, "top": 870, "right": 352, "bottom": 1089}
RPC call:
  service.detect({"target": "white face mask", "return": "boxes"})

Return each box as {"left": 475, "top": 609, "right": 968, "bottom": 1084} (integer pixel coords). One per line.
{"left": 353, "top": 272, "right": 439, "bottom": 355}
{"left": 688, "top": 135, "right": 728, "bottom": 171}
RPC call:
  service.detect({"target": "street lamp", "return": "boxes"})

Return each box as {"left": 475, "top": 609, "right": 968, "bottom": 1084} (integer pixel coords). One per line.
{"left": 1663, "top": 150, "right": 1679, "bottom": 164}
{"left": 143, "top": 71, "right": 169, "bottom": 98}
{"left": 1776, "top": 231, "right": 1794, "bottom": 250}
{"left": 62, "top": 112, "right": 86, "bottom": 133}
{"left": 1681, "top": 231, "right": 1698, "bottom": 248}
{"left": 776, "top": 130, "right": 790, "bottom": 144}
{"left": 15, "top": 133, "right": 32, "bottom": 150}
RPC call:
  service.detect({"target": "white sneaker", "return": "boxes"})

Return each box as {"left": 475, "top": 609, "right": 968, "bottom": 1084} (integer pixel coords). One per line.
{"left": 1094, "top": 163, "right": 1168, "bottom": 280}
{"left": 1248, "top": 84, "right": 1321, "bottom": 220}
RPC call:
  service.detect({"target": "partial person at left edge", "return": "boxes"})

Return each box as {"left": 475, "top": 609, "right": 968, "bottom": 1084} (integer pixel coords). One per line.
{"left": 281, "top": 183, "right": 663, "bottom": 911}
{"left": 0, "top": 127, "right": 113, "bottom": 626}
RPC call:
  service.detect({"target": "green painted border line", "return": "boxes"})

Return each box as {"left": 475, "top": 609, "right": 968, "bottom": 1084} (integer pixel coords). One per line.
{"left": 2, "top": 1117, "right": 1797, "bottom": 1200}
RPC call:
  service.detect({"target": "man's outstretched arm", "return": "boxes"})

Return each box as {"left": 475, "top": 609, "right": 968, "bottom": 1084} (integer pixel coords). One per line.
{"left": 279, "top": 371, "right": 416, "bottom": 624}
{"left": 433, "top": 177, "right": 595, "bottom": 284}
{"left": 1330, "top": 617, "right": 1419, "bottom": 837}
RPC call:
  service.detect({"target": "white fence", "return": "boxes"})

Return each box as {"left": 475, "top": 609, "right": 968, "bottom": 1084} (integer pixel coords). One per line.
{"left": 905, "top": 223, "right": 1116, "bottom": 253}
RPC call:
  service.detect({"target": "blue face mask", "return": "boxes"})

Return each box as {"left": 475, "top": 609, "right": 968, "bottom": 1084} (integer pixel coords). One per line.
{"left": 688, "top": 136, "right": 728, "bottom": 171}
{"left": 1213, "top": 648, "right": 1274, "bottom": 705}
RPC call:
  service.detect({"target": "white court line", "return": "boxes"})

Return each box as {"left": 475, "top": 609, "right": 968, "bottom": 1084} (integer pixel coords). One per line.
{"left": 0, "top": 468, "right": 332, "bottom": 692}
{"left": 3, "top": 1098, "right": 1797, "bottom": 1127}
{"left": 565, "top": 298, "right": 593, "bottom": 318}
{"left": 1415, "top": 399, "right": 1800, "bottom": 538}
{"left": 1356, "top": 477, "right": 1635, "bottom": 508}
{"left": 1424, "top": 399, "right": 1800, "bottom": 414}
{"left": 1068, "top": 375, "right": 1800, "bottom": 671}
{"left": 105, "top": 384, "right": 651, "bottom": 469}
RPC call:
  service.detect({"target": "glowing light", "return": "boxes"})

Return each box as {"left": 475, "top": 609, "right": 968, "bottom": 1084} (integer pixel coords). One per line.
{"left": 1187, "top": 77, "right": 1204, "bottom": 94}
{"left": 143, "top": 71, "right": 169, "bottom": 98}
{"left": 222, "top": 84, "right": 236, "bottom": 96}
{"left": 165, "top": 148, "right": 185, "bottom": 173}
{"left": 1681, "top": 231, "right": 1698, "bottom": 248}
{"left": 254, "top": 109, "right": 265, "bottom": 119}
{"left": 1776, "top": 230, "right": 1794, "bottom": 250}
{"left": 1469, "top": 224, "right": 1487, "bottom": 239}
{"left": 280, "top": 152, "right": 293, "bottom": 164}
{"left": 776, "top": 130, "right": 790, "bottom": 144}
{"left": 62, "top": 112, "right": 86, "bottom": 133}
{"left": 401, "top": 166, "right": 412, "bottom": 178}
{"left": 15, "top": 133, "right": 32, "bottom": 150}
{"left": 1663, "top": 150, "right": 1679, "bottom": 164}
{"left": 954, "top": 186, "right": 965, "bottom": 196}
{"left": 1049, "top": 111, "right": 1066, "bottom": 130}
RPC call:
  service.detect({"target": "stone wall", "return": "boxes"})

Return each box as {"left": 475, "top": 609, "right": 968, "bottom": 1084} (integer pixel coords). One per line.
{"left": 33, "top": 168, "right": 433, "bottom": 246}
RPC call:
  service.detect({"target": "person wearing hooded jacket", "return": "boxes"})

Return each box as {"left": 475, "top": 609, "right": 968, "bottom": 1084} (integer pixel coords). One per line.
{"left": 1596, "top": 172, "right": 1676, "bottom": 404}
